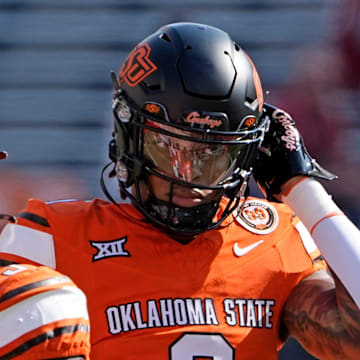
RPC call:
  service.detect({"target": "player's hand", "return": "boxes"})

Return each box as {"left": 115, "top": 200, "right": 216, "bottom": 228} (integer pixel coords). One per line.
{"left": 252, "top": 104, "right": 337, "bottom": 201}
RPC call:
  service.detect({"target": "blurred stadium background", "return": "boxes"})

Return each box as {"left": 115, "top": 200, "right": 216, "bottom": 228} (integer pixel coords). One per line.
{"left": 0, "top": 0, "right": 359, "bottom": 358}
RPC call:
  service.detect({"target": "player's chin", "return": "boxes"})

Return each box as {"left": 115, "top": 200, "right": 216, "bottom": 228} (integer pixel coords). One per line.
{"left": 171, "top": 190, "right": 221, "bottom": 208}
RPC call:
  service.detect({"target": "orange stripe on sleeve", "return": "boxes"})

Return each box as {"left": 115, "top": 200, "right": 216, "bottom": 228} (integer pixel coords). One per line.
{"left": 310, "top": 211, "right": 344, "bottom": 235}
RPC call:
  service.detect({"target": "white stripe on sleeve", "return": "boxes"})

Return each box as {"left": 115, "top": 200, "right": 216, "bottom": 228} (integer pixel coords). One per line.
{"left": 0, "top": 286, "right": 89, "bottom": 347}
{"left": 0, "top": 224, "right": 56, "bottom": 268}
{"left": 295, "top": 220, "right": 318, "bottom": 255}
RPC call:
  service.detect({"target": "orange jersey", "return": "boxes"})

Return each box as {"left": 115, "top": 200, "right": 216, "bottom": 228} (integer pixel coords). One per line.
{"left": 0, "top": 263, "right": 90, "bottom": 360}
{"left": 0, "top": 197, "right": 325, "bottom": 359}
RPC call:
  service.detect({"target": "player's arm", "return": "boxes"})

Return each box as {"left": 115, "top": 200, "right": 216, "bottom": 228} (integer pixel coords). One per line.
{"left": 282, "top": 267, "right": 360, "bottom": 359}
{"left": 280, "top": 176, "right": 360, "bottom": 359}
{"left": 253, "top": 104, "right": 360, "bottom": 358}
{"left": 0, "top": 199, "right": 55, "bottom": 267}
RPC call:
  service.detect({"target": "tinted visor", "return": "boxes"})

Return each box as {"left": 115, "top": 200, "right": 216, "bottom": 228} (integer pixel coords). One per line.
{"left": 143, "top": 121, "right": 249, "bottom": 185}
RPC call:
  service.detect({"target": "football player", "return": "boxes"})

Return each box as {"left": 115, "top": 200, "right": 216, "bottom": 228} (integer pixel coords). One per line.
{"left": 0, "top": 22, "right": 359, "bottom": 359}
{"left": 0, "top": 153, "right": 90, "bottom": 359}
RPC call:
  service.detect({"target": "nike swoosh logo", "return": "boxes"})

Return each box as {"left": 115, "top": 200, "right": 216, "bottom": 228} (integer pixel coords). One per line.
{"left": 233, "top": 240, "right": 264, "bottom": 257}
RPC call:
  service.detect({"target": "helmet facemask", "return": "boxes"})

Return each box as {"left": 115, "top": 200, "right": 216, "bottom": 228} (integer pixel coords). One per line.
{"left": 110, "top": 91, "right": 267, "bottom": 242}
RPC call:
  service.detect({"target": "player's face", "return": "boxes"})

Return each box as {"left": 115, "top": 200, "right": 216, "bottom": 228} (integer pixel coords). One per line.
{"left": 144, "top": 174, "right": 220, "bottom": 208}
{"left": 140, "top": 120, "right": 247, "bottom": 207}
{"left": 140, "top": 120, "right": 246, "bottom": 207}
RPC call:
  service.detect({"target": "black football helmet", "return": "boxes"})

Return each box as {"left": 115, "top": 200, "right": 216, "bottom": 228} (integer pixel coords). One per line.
{"left": 106, "top": 22, "right": 268, "bottom": 241}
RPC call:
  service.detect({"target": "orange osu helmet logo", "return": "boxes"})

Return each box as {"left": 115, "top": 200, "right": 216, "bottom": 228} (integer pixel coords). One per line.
{"left": 119, "top": 44, "right": 157, "bottom": 87}
{"left": 144, "top": 103, "right": 161, "bottom": 114}
{"left": 244, "top": 116, "right": 256, "bottom": 127}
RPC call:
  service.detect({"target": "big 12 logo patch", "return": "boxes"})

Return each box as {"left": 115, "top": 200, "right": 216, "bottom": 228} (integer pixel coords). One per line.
{"left": 119, "top": 43, "right": 157, "bottom": 87}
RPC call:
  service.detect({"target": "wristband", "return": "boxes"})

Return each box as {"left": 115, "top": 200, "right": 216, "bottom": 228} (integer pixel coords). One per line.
{"left": 283, "top": 178, "right": 360, "bottom": 308}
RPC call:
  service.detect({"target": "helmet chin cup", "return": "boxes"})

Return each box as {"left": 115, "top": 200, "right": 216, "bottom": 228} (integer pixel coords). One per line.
{"left": 146, "top": 198, "right": 220, "bottom": 243}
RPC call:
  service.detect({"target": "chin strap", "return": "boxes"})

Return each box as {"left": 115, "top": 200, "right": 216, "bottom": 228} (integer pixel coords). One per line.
{"left": 100, "top": 161, "right": 146, "bottom": 224}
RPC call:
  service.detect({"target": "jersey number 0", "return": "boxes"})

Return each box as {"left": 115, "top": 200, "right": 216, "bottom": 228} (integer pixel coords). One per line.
{"left": 170, "top": 332, "right": 234, "bottom": 359}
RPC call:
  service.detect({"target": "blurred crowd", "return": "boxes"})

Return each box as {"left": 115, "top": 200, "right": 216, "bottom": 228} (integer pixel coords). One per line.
{"left": 0, "top": 169, "right": 91, "bottom": 231}
{"left": 270, "top": 0, "right": 360, "bottom": 226}
{"left": 0, "top": 1, "right": 358, "bottom": 360}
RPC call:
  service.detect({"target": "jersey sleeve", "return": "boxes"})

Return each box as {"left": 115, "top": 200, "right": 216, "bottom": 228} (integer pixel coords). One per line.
{"left": 0, "top": 264, "right": 90, "bottom": 359}
{"left": 0, "top": 199, "right": 56, "bottom": 267}
{"left": 278, "top": 214, "right": 328, "bottom": 291}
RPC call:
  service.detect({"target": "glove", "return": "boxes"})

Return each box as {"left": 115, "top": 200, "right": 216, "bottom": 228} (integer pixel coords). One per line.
{"left": 253, "top": 103, "right": 337, "bottom": 201}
